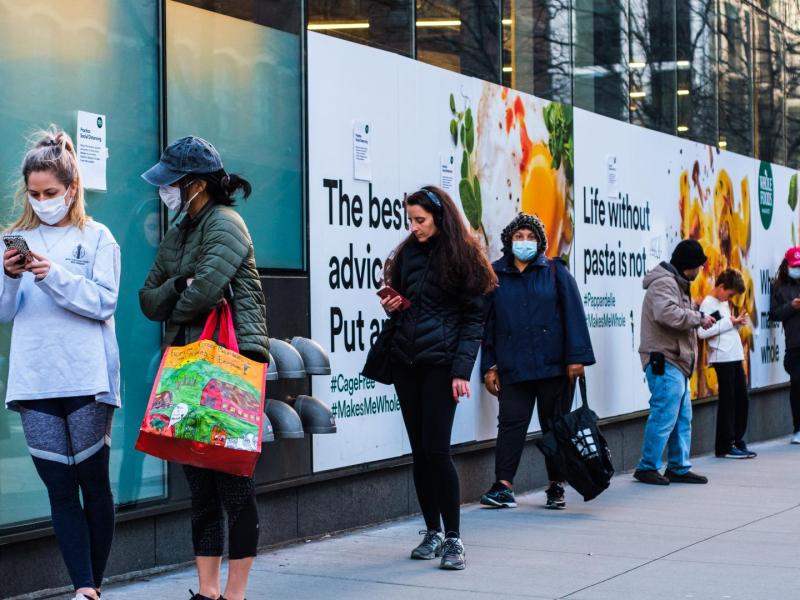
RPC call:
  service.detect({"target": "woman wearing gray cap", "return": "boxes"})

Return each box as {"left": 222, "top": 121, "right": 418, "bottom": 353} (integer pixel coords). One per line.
{"left": 139, "top": 136, "right": 269, "bottom": 600}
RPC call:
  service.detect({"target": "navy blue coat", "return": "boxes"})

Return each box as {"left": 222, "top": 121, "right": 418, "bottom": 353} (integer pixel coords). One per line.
{"left": 481, "top": 253, "right": 595, "bottom": 384}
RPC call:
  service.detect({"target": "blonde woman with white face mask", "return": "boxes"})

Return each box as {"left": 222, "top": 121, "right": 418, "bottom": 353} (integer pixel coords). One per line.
{"left": 0, "top": 127, "right": 121, "bottom": 600}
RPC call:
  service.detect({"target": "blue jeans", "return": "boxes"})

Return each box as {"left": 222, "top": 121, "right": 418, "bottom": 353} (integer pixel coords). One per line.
{"left": 637, "top": 362, "right": 692, "bottom": 474}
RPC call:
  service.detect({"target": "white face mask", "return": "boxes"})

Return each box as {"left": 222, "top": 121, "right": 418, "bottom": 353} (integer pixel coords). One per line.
{"left": 789, "top": 267, "right": 800, "bottom": 280}
{"left": 158, "top": 185, "right": 183, "bottom": 212}
{"left": 159, "top": 181, "right": 200, "bottom": 213}
{"left": 28, "top": 193, "right": 71, "bottom": 226}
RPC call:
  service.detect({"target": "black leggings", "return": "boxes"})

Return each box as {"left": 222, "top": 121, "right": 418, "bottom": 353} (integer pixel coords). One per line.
{"left": 784, "top": 349, "right": 800, "bottom": 433}
{"left": 712, "top": 361, "right": 749, "bottom": 453}
{"left": 392, "top": 363, "right": 460, "bottom": 536}
{"left": 183, "top": 465, "right": 259, "bottom": 559}
{"left": 495, "top": 376, "right": 571, "bottom": 483}
{"left": 19, "top": 397, "right": 115, "bottom": 590}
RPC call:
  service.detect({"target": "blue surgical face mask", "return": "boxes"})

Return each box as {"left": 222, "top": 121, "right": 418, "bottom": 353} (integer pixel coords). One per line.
{"left": 512, "top": 240, "right": 538, "bottom": 262}
{"left": 789, "top": 267, "right": 800, "bottom": 280}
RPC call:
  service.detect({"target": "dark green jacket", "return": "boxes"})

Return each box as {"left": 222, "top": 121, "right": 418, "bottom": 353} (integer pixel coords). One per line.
{"left": 139, "top": 202, "right": 269, "bottom": 361}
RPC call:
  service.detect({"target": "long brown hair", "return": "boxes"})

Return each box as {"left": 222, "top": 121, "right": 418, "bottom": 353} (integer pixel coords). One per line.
{"left": 7, "top": 126, "right": 89, "bottom": 232}
{"left": 774, "top": 258, "right": 790, "bottom": 288}
{"left": 384, "top": 186, "right": 497, "bottom": 296}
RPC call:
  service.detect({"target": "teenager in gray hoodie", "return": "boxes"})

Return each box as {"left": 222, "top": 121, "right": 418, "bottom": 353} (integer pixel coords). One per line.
{"left": 633, "top": 240, "right": 715, "bottom": 486}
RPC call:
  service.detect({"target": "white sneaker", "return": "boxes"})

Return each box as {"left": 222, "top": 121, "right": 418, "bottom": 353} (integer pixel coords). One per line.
{"left": 791, "top": 431, "right": 800, "bottom": 445}
{"left": 71, "top": 595, "right": 94, "bottom": 600}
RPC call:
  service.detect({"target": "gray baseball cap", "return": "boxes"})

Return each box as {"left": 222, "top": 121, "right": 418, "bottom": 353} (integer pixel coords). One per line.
{"left": 141, "top": 136, "right": 224, "bottom": 186}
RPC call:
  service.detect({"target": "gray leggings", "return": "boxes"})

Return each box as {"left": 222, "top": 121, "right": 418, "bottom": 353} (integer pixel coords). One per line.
{"left": 18, "top": 397, "right": 115, "bottom": 590}
{"left": 19, "top": 396, "right": 113, "bottom": 465}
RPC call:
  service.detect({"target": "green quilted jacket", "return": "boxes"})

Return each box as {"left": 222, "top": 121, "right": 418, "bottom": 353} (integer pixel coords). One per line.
{"left": 139, "top": 202, "right": 269, "bottom": 361}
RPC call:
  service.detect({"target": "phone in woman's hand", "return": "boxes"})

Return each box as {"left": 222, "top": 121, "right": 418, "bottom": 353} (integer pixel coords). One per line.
{"left": 3, "top": 236, "right": 31, "bottom": 264}
{"left": 376, "top": 286, "right": 411, "bottom": 310}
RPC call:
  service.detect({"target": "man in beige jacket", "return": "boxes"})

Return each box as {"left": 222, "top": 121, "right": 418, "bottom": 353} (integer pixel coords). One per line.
{"left": 634, "top": 240, "right": 716, "bottom": 486}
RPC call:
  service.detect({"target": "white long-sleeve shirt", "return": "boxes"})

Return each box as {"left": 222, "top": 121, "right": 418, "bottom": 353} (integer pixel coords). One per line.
{"left": 0, "top": 222, "right": 121, "bottom": 409}
{"left": 697, "top": 295, "right": 744, "bottom": 363}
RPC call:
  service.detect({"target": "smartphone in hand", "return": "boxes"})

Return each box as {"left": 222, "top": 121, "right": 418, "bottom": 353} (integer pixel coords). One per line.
{"left": 710, "top": 310, "right": 723, "bottom": 321}
{"left": 376, "top": 286, "right": 411, "bottom": 310}
{"left": 3, "top": 235, "right": 32, "bottom": 264}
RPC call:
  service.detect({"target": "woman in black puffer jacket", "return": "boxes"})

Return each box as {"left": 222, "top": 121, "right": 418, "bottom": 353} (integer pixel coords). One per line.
{"left": 381, "top": 186, "right": 496, "bottom": 571}
{"left": 769, "top": 249, "right": 800, "bottom": 444}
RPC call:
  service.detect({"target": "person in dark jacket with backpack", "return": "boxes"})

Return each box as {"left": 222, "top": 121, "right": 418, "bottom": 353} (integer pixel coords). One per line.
{"left": 769, "top": 247, "right": 800, "bottom": 444}
{"left": 139, "top": 136, "right": 269, "bottom": 600}
{"left": 380, "top": 186, "right": 496, "bottom": 571}
{"left": 479, "top": 213, "right": 595, "bottom": 510}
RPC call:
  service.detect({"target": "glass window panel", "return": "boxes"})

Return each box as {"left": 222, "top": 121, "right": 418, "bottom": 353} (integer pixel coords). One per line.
{"left": 307, "top": 0, "right": 413, "bottom": 57}
{"left": 758, "top": 0, "right": 786, "bottom": 21}
{"left": 177, "top": 0, "right": 301, "bottom": 33}
{"left": 675, "top": 0, "right": 718, "bottom": 145}
{"left": 719, "top": 0, "right": 754, "bottom": 155}
{"left": 754, "top": 12, "right": 786, "bottom": 163}
{"left": 787, "top": 1, "right": 800, "bottom": 30}
{"left": 502, "top": 0, "right": 573, "bottom": 103}
{"left": 628, "top": 0, "right": 677, "bottom": 134}
{"left": 786, "top": 29, "right": 800, "bottom": 167}
{"left": 415, "top": 0, "right": 502, "bottom": 81}
{"left": 0, "top": 0, "right": 165, "bottom": 528}
{"left": 573, "top": 0, "right": 629, "bottom": 121}
{"left": 167, "top": 1, "right": 304, "bottom": 269}
{"left": 502, "top": 0, "right": 517, "bottom": 87}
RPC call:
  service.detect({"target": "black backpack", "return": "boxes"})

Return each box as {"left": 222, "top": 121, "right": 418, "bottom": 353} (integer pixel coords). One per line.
{"left": 536, "top": 376, "right": 614, "bottom": 501}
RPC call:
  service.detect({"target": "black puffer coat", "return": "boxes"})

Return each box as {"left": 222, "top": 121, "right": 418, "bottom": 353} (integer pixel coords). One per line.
{"left": 389, "top": 237, "right": 485, "bottom": 379}
{"left": 770, "top": 280, "right": 800, "bottom": 350}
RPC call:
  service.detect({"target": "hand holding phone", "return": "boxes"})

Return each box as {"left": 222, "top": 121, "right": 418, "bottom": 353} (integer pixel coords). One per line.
{"left": 3, "top": 236, "right": 31, "bottom": 277}
{"left": 377, "top": 286, "right": 411, "bottom": 312}
{"left": 3, "top": 236, "right": 31, "bottom": 262}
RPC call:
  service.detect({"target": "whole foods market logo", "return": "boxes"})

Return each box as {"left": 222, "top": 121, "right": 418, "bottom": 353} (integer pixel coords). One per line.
{"left": 758, "top": 161, "right": 774, "bottom": 230}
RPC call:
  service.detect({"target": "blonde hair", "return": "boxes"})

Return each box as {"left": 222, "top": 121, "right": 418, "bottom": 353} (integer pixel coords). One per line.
{"left": 8, "top": 126, "right": 90, "bottom": 231}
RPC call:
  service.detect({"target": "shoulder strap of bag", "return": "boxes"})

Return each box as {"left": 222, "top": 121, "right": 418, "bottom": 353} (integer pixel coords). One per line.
{"left": 578, "top": 375, "right": 588, "bottom": 409}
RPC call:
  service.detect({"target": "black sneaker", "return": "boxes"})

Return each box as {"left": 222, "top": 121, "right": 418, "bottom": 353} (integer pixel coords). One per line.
{"left": 633, "top": 469, "right": 670, "bottom": 485}
{"left": 716, "top": 446, "right": 751, "bottom": 459}
{"left": 545, "top": 483, "right": 566, "bottom": 509}
{"left": 439, "top": 536, "right": 466, "bottom": 570}
{"left": 189, "top": 591, "right": 216, "bottom": 600}
{"left": 410, "top": 529, "right": 444, "bottom": 560}
{"left": 735, "top": 441, "right": 757, "bottom": 457}
{"left": 480, "top": 482, "right": 517, "bottom": 508}
{"left": 665, "top": 470, "right": 708, "bottom": 484}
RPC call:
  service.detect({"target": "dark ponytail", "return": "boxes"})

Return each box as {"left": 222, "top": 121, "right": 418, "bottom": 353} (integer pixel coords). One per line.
{"left": 196, "top": 169, "right": 252, "bottom": 206}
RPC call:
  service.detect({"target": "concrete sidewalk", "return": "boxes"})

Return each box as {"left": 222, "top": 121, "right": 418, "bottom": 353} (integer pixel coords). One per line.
{"left": 109, "top": 439, "right": 799, "bottom": 600}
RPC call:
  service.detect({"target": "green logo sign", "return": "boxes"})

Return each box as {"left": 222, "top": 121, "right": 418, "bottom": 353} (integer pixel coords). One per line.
{"left": 758, "top": 161, "right": 774, "bottom": 229}
{"left": 96, "top": 116, "right": 103, "bottom": 129}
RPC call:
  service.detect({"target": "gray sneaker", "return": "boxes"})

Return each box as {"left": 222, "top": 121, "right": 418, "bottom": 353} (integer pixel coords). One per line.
{"left": 439, "top": 537, "right": 466, "bottom": 570}
{"left": 410, "top": 529, "right": 444, "bottom": 559}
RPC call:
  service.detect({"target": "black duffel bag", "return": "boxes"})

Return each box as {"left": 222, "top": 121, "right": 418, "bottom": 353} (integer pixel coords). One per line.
{"left": 536, "top": 376, "right": 614, "bottom": 502}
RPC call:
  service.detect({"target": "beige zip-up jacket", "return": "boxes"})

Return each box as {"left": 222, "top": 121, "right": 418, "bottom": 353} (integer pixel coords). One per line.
{"left": 638, "top": 263, "right": 703, "bottom": 377}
